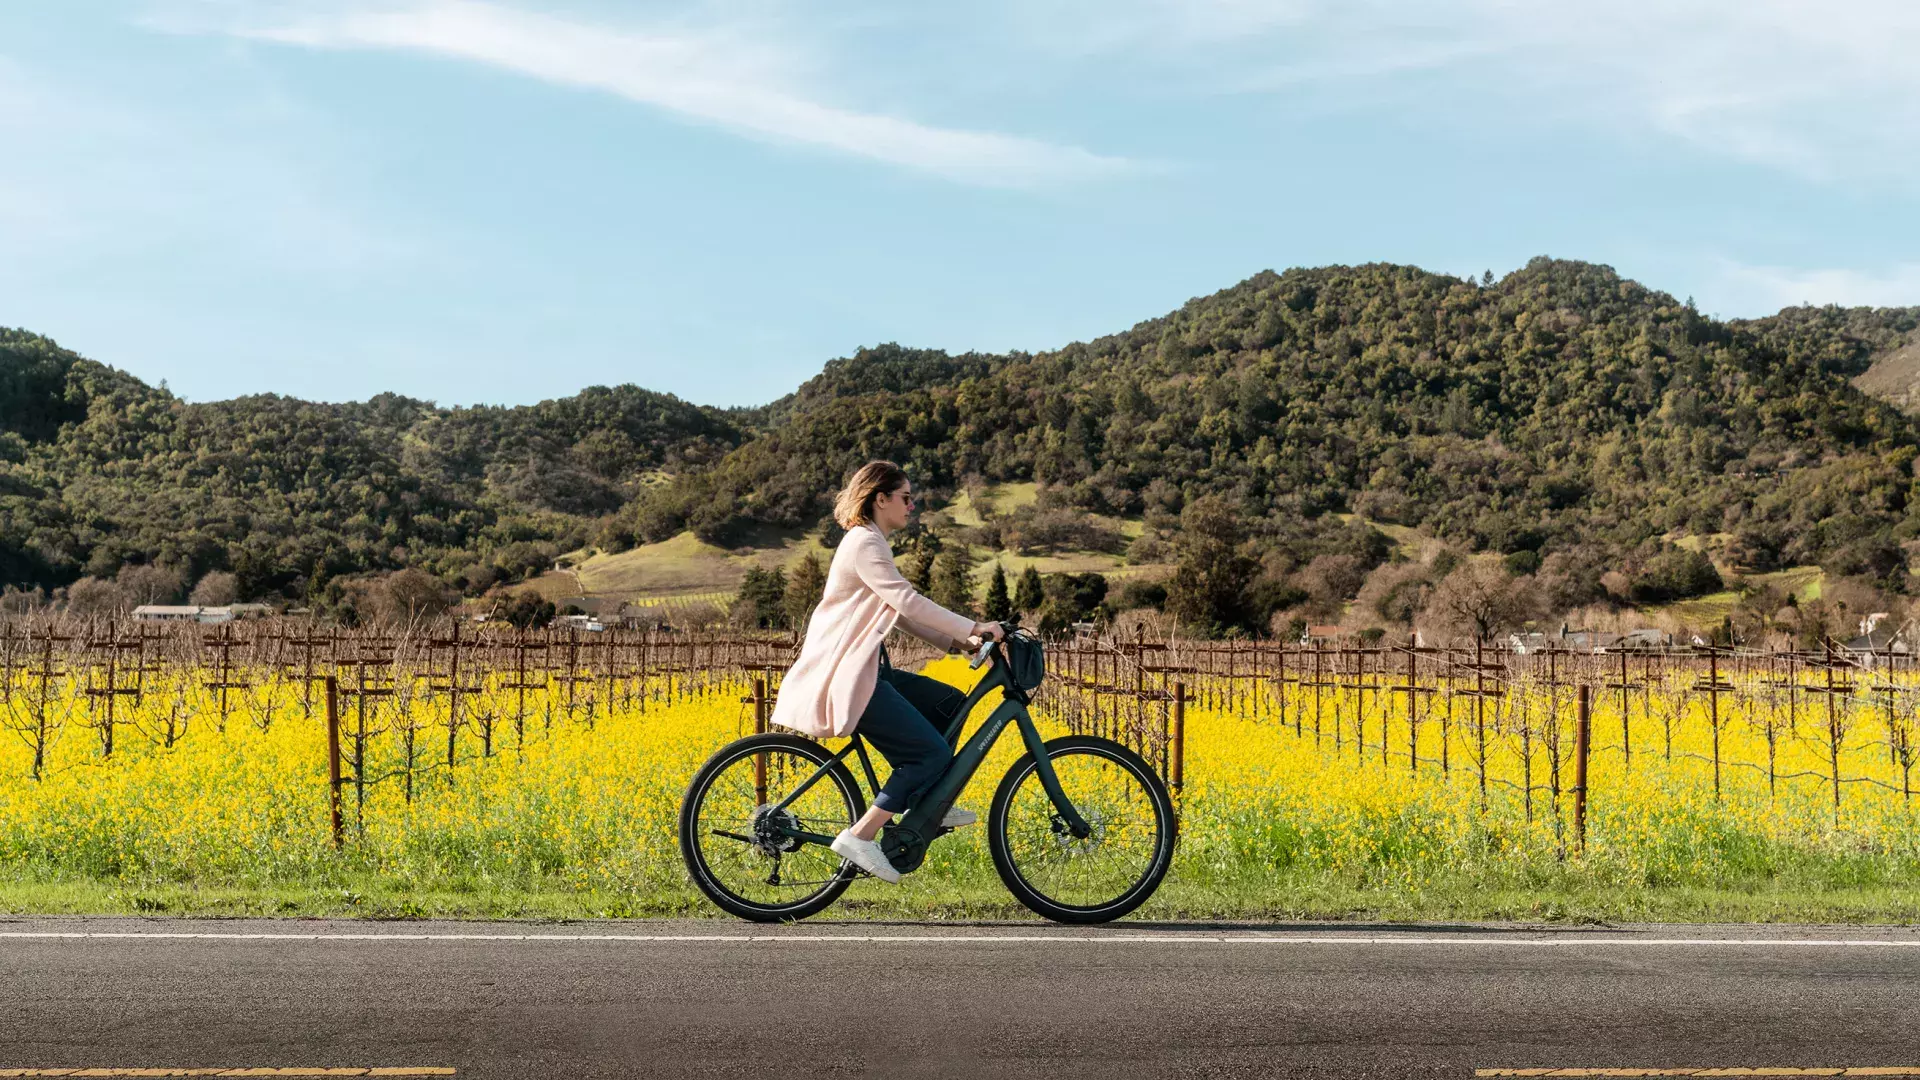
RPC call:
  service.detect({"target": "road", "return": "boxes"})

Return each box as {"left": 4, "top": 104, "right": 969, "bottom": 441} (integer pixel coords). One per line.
{"left": 4, "top": 918, "right": 1920, "bottom": 1079}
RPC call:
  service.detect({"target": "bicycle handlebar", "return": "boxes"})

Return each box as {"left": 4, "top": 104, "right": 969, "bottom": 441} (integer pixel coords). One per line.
{"left": 967, "top": 622, "right": 1014, "bottom": 670}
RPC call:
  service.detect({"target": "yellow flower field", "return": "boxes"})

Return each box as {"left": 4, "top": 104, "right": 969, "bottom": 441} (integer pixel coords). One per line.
{"left": 3, "top": 653, "right": 1918, "bottom": 918}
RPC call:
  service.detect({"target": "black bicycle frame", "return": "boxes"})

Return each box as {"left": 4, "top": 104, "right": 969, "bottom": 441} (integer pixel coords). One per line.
{"left": 764, "top": 640, "right": 1090, "bottom": 860}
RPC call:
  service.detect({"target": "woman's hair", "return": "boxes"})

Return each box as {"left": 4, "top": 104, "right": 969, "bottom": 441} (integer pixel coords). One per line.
{"left": 833, "top": 460, "right": 908, "bottom": 529}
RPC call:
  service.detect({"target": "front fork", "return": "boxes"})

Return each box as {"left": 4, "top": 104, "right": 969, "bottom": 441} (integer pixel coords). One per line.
{"left": 1013, "top": 707, "right": 1093, "bottom": 840}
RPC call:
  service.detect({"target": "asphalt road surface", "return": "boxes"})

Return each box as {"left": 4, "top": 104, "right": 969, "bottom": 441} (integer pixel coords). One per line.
{"left": 4, "top": 918, "right": 1920, "bottom": 1079}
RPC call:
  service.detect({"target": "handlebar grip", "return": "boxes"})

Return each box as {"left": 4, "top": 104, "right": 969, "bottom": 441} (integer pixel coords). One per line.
{"left": 968, "top": 635, "right": 997, "bottom": 670}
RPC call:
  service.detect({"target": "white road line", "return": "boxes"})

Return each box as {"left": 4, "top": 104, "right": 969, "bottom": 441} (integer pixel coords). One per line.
{"left": 2, "top": 932, "right": 1919, "bottom": 946}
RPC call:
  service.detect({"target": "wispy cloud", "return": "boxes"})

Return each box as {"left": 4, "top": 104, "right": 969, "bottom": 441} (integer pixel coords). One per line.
{"left": 1712, "top": 258, "right": 1920, "bottom": 314}
{"left": 206, "top": 0, "right": 1129, "bottom": 188}
{"left": 1013, "top": 0, "right": 1920, "bottom": 185}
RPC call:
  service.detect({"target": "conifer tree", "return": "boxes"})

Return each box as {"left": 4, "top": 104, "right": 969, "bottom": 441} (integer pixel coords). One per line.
{"left": 1014, "top": 565, "right": 1045, "bottom": 613}
{"left": 931, "top": 546, "right": 977, "bottom": 617}
{"left": 983, "top": 562, "right": 1013, "bottom": 622}
{"left": 783, "top": 552, "right": 827, "bottom": 632}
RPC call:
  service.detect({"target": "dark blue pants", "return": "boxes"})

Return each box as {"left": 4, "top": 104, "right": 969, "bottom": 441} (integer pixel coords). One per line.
{"left": 860, "top": 644, "right": 967, "bottom": 814}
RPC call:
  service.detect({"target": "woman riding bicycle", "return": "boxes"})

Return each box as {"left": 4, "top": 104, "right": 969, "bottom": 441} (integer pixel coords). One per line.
{"left": 767, "top": 460, "right": 1006, "bottom": 883}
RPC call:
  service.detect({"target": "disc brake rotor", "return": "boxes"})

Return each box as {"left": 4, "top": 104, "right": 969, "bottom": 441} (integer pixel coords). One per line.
{"left": 749, "top": 804, "right": 803, "bottom": 857}
{"left": 1050, "top": 807, "right": 1108, "bottom": 856}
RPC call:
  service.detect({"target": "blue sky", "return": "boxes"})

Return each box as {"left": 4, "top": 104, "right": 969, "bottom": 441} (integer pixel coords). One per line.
{"left": 3, "top": 1, "right": 1918, "bottom": 409}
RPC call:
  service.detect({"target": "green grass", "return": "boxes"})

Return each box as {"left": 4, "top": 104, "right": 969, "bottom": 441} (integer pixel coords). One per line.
{"left": 1654, "top": 565, "right": 1826, "bottom": 629}
{"left": 1331, "top": 514, "right": 1434, "bottom": 562}
{"left": 524, "top": 485, "right": 1162, "bottom": 608}
{"left": 7, "top": 868, "right": 1917, "bottom": 924}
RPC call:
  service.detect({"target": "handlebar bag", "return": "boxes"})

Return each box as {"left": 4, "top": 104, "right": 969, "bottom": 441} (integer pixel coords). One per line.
{"left": 1002, "top": 626, "right": 1046, "bottom": 692}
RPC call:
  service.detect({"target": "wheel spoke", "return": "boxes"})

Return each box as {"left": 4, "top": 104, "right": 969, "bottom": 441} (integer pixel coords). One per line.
{"left": 688, "top": 742, "right": 858, "bottom": 914}
{"left": 997, "top": 745, "right": 1168, "bottom": 913}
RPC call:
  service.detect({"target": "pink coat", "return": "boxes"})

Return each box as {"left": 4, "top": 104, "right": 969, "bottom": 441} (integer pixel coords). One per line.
{"left": 769, "top": 520, "right": 978, "bottom": 739}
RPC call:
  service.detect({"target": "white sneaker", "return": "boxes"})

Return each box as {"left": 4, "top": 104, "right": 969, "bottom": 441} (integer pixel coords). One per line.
{"left": 940, "top": 806, "right": 977, "bottom": 828}
{"left": 830, "top": 828, "right": 902, "bottom": 884}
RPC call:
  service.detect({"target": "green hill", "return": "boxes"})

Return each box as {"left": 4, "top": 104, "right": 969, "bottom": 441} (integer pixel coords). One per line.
{"left": 4, "top": 258, "right": 1918, "bottom": 616}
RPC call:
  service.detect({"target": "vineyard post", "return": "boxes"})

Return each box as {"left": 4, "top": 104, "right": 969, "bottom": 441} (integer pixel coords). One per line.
{"left": 300, "top": 631, "right": 317, "bottom": 719}
{"left": 1333, "top": 642, "right": 1345, "bottom": 753}
{"left": 639, "top": 629, "right": 651, "bottom": 714}
{"left": 1573, "top": 684, "right": 1591, "bottom": 857}
{"left": 751, "top": 676, "right": 768, "bottom": 805}
{"left": 1617, "top": 650, "right": 1631, "bottom": 771}
{"left": 1312, "top": 644, "right": 1324, "bottom": 747}
{"left": 1707, "top": 648, "right": 1724, "bottom": 798}
{"left": 30, "top": 631, "right": 61, "bottom": 780}
{"left": 1121, "top": 622, "right": 1136, "bottom": 757}
{"left": 1276, "top": 645, "right": 1288, "bottom": 733}
{"left": 446, "top": 620, "right": 464, "bottom": 767}
{"left": 1171, "top": 681, "right": 1185, "bottom": 793}
{"left": 325, "top": 674, "right": 344, "bottom": 850}
{"left": 1474, "top": 637, "right": 1489, "bottom": 813}
{"left": 1825, "top": 639, "right": 1843, "bottom": 817}
{"left": 1405, "top": 635, "right": 1418, "bottom": 771}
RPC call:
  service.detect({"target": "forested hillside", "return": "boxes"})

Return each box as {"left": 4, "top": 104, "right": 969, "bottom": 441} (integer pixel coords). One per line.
{"left": 627, "top": 260, "right": 1920, "bottom": 570}
{"left": 0, "top": 328, "right": 741, "bottom": 599}
{"left": 4, "top": 257, "right": 1918, "bottom": 632}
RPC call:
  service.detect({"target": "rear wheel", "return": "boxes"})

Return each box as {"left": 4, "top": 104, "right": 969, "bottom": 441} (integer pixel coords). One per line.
{"left": 987, "top": 735, "right": 1177, "bottom": 924}
{"left": 679, "top": 733, "right": 863, "bottom": 922}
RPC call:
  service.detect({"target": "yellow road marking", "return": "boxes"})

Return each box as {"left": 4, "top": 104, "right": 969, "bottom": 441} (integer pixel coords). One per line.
{"left": 1478, "top": 1071, "right": 1920, "bottom": 1077}
{"left": 0, "top": 1071, "right": 453, "bottom": 1077}
{"left": 1474, "top": 1060, "right": 1920, "bottom": 1068}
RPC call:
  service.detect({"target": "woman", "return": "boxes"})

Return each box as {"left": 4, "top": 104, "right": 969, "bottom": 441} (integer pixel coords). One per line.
{"left": 768, "top": 460, "right": 1006, "bottom": 883}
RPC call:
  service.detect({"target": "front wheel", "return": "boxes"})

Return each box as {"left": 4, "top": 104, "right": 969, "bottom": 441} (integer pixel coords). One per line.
{"left": 988, "top": 735, "right": 1177, "bottom": 924}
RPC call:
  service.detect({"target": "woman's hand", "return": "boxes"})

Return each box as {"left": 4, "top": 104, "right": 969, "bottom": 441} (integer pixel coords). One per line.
{"left": 968, "top": 621, "right": 1006, "bottom": 646}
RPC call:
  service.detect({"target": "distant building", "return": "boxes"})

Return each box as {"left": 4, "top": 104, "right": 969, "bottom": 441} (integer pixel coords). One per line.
{"left": 132, "top": 603, "right": 274, "bottom": 625}
{"left": 1301, "top": 624, "right": 1350, "bottom": 645}
{"left": 551, "top": 613, "right": 607, "bottom": 632}
{"left": 566, "top": 597, "right": 650, "bottom": 627}
{"left": 1508, "top": 627, "right": 1621, "bottom": 654}
{"left": 1605, "top": 628, "right": 1674, "bottom": 652}
{"left": 1840, "top": 619, "right": 1914, "bottom": 667}
{"left": 132, "top": 605, "right": 205, "bottom": 623}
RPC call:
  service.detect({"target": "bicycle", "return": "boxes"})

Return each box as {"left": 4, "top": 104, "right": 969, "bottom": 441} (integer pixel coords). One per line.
{"left": 677, "top": 625, "right": 1178, "bottom": 924}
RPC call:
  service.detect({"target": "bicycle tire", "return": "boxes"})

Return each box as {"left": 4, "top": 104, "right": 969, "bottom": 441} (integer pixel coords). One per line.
{"left": 679, "top": 733, "right": 864, "bottom": 923}
{"left": 987, "top": 735, "right": 1177, "bottom": 924}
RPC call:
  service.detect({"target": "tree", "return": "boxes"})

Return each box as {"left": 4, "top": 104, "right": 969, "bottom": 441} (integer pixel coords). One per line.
{"left": 117, "top": 564, "right": 184, "bottom": 606}
{"left": 0, "top": 585, "right": 47, "bottom": 613}
{"left": 64, "top": 576, "right": 130, "bottom": 617}
{"left": 983, "top": 562, "right": 1013, "bottom": 622}
{"left": 1164, "top": 494, "right": 1261, "bottom": 637}
{"left": 819, "top": 518, "right": 847, "bottom": 550}
{"left": 189, "top": 571, "right": 239, "bottom": 607}
{"left": 374, "top": 568, "right": 457, "bottom": 626}
{"left": 732, "top": 565, "right": 789, "bottom": 630}
{"left": 930, "top": 547, "right": 977, "bottom": 617}
{"left": 498, "top": 590, "right": 556, "bottom": 629}
{"left": 907, "top": 548, "right": 936, "bottom": 593}
{"left": 1628, "top": 547, "right": 1723, "bottom": 604}
{"left": 1424, "top": 560, "right": 1540, "bottom": 642}
{"left": 1043, "top": 572, "right": 1109, "bottom": 622}
{"left": 784, "top": 552, "right": 828, "bottom": 631}
{"left": 1014, "top": 565, "right": 1045, "bottom": 614}
{"left": 1356, "top": 562, "right": 1432, "bottom": 626}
